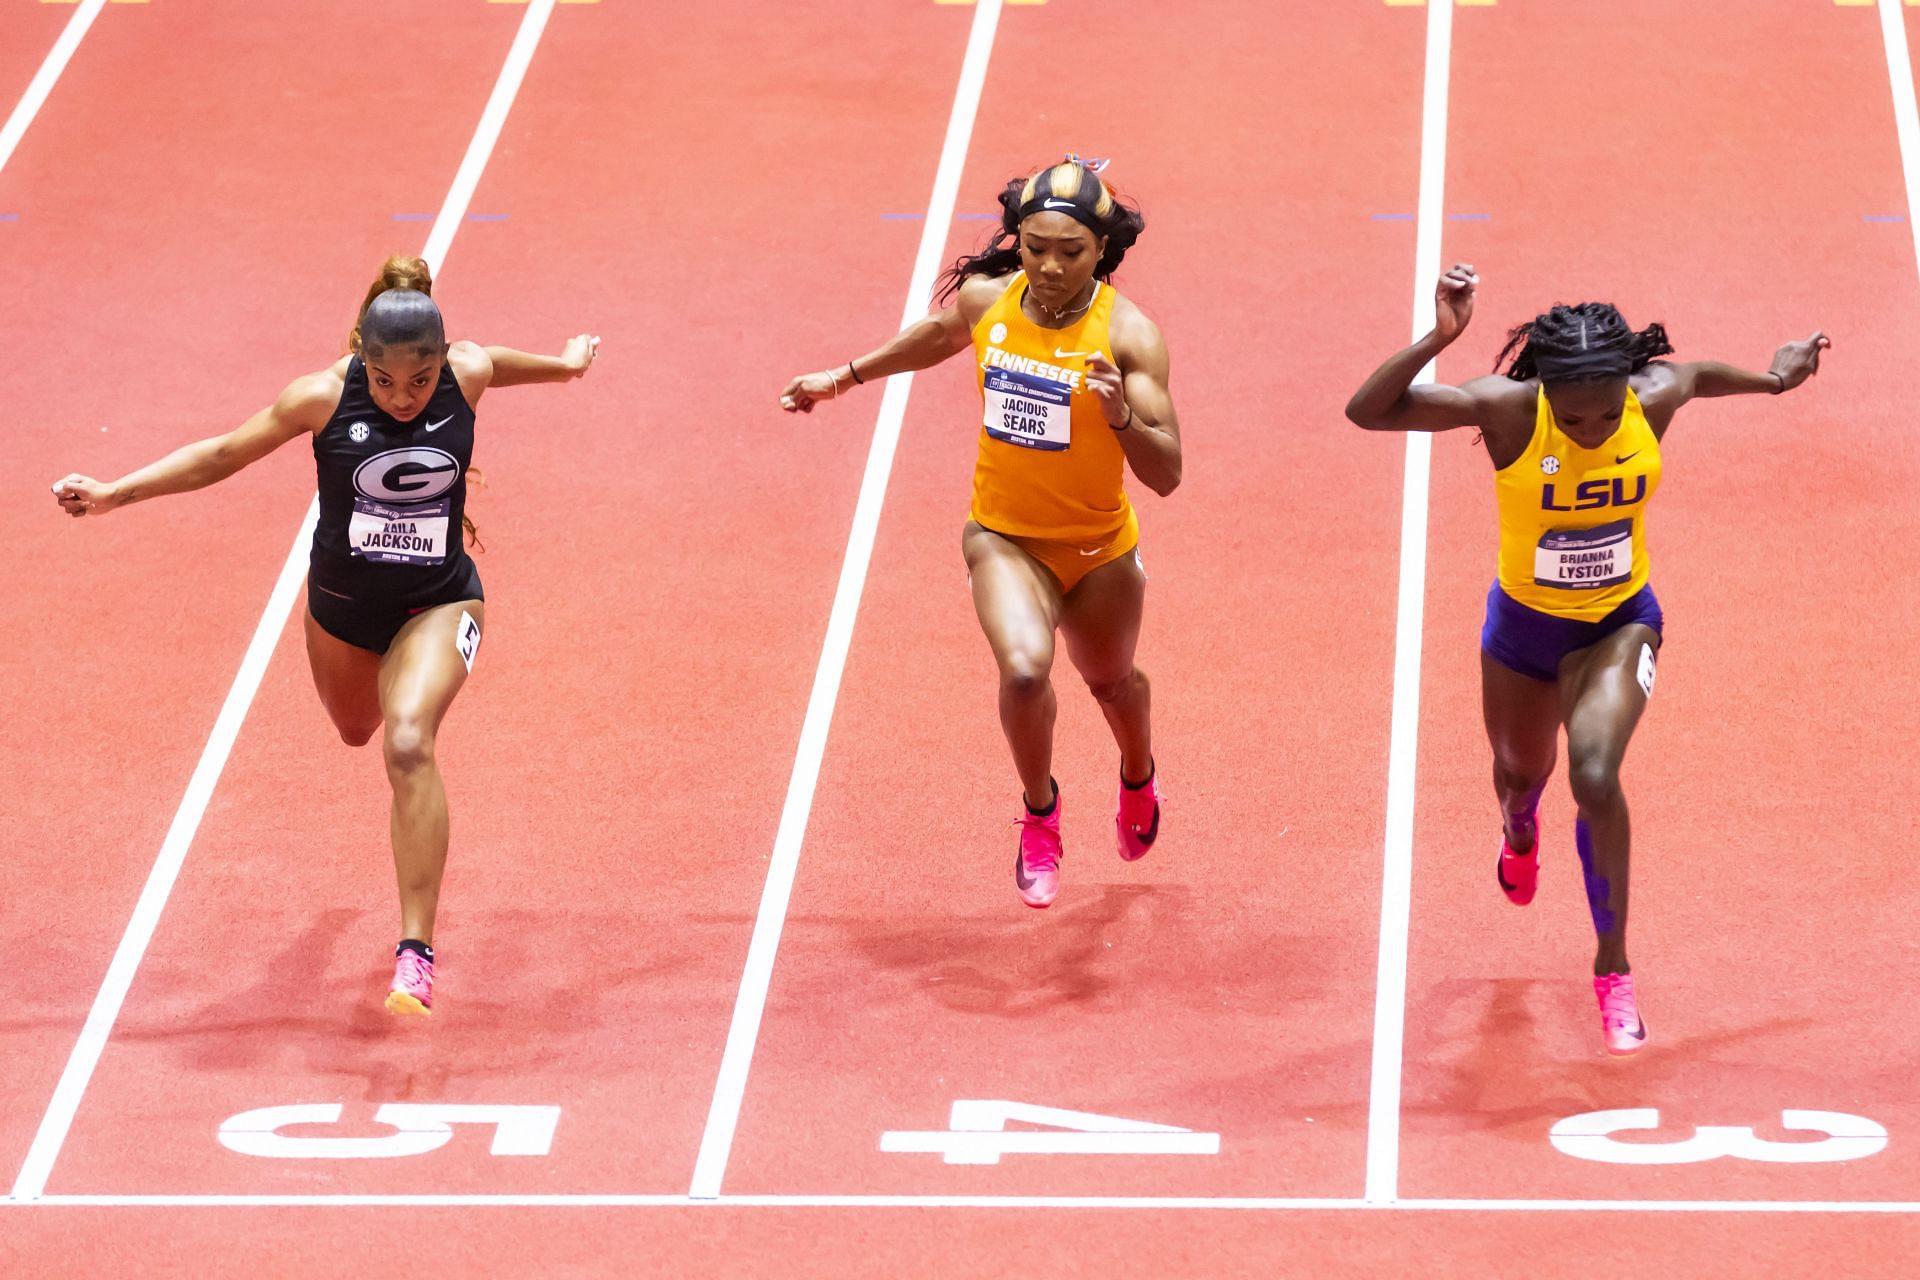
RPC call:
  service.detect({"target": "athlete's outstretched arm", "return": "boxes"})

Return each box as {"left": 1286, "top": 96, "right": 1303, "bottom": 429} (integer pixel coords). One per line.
{"left": 483, "top": 335, "right": 600, "bottom": 387}
{"left": 1345, "top": 263, "right": 1496, "bottom": 432}
{"left": 779, "top": 276, "right": 1005, "bottom": 414}
{"left": 1095, "top": 311, "right": 1181, "bottom": 497}
{"left": 51, "top": 372, "right": 334, "bottom": 517}
{"left": 1645, "top": 332, "right": 1830, "bottom": 407}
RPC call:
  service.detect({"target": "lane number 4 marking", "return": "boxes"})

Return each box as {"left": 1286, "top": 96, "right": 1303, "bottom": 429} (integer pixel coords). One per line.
{"left": 881, "top": 1099, "right": 1220, "bottom": 1165}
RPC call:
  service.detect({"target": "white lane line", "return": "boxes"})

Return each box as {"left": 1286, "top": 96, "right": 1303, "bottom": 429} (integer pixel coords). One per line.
{"left": 6, "top": 0, "right": 561, "bottom": 1205}
{"left": 686, "top": 0, "right": 1006, "bottom": 1202}
{"left": 0, "top": 0, "right": 105, "bottom": 180}
{"left": 1363, "top": 0, "right": 1453, "bottom": 1207}
{"left": 1877, "top": 0, "right": 1920, "bottom": 278}
{"left": 8, "top": 1195, "right": 1920, "bottom": 1214}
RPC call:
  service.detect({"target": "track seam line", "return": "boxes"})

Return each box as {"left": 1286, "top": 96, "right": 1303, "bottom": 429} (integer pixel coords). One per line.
{"left": 10, "top": 1195, "right": 1920, "bottom": 1213}
{"left": 1876, "top": 0, "right": 1920, "bottom": 277}
{"left": 1362, "top": 0, "right": 1453, "bottom": 1207}
{"left": 5, "top": 0, "right": 562, "bottom": 1205}
{"left": 685, "top": 0, "right": 1006, "bottom": 1202}
{"left": 0, "top": 0, "right": 106, "bottom": 179}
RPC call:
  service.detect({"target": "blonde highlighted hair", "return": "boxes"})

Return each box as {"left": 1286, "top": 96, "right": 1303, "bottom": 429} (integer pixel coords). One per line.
{"left": 937, "top": 159, "right": 1144, "bottom": 301}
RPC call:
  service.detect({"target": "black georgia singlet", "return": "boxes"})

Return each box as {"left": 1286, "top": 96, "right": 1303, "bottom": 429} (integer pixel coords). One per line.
{"left": 310, "top": 355, "right": 478, "bottom": 607}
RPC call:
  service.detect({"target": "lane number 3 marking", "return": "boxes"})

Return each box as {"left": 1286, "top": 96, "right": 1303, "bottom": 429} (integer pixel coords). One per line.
{"left": 1550, "top": 1109, "right": 1886, "bottom": 1165}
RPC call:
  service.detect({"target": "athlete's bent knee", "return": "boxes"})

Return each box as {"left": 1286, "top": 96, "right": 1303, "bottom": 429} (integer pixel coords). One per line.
{"left": 1491, "top": 757, "right": 1548, "bottom": 798}
{"left": 1567, "top": 753, "right": 1623, "bottom": 813}
{"left": 999, "top": 650, "right": 1052, "bottom": 699}
{"left": 382, "top": 719, "right": 436, "bottom": 777}
{"left": 338, "top": 721, "right": 379, "bottom": 749}
{"left": 1084, "top": 669, "right": 1138, "bottom": 704}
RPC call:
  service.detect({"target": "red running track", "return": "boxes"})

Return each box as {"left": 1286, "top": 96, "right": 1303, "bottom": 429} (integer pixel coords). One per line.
{"left": 3, "top": 1, "right": 1918, "bottom": 1275}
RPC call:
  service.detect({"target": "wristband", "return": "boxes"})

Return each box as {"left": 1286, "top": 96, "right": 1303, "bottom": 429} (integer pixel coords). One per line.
{"left": 1111, "top": 404, "right": 1133, "bottom": 432}
{"left": 848, "top": 360, "right": 864, "bottom": 386}
{"left": 1769, "top": 371, "right": 1786, "bottom": 394}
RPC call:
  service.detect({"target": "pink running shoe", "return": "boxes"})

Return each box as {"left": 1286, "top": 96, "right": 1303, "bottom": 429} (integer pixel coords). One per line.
{"left": 1497, "top": 818, "right": 1541, "bottom": 907}
{"left": 1014, "top": 784, "right": 1062, "bottom": 909}
{"left": 1594, "top": 972, "right": 1647, "bottom": 1056}
{"left": 1114, "top": 764, "right": 1161, "bottom": 862}
{"left": 385, "top": 946, "right": 434, "bottom": 1017}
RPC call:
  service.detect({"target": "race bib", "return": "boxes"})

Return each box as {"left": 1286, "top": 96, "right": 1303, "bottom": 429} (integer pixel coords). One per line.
{"left": 1534, "top": 519, "right": 1633, "bottom": 590}
{"left": 983, "top": 367, "right": 1072, "bottom": 452}
{"left": 349, "top": 496, "right": 450, "bottom": 566}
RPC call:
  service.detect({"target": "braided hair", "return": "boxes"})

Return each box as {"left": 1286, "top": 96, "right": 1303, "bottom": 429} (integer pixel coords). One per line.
{"left": 1495, "top": 302, "right": 1673, "bottom": 383}
{"left": 935, "top": 159, "right": 1145, "bottom": 301}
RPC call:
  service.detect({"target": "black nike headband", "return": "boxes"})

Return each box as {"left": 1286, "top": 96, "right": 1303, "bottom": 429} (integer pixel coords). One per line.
{"left": 1533, "top": 348, "right": 1632, "bottom": 382}
{"left": 1017, "top": 191, "right": 1106, "bottom": 234}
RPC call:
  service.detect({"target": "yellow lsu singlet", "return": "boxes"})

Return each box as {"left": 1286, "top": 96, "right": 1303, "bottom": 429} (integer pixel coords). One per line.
{"left": 1495, "top": 386, "right": 1663, "bottom": 621}
{"left": 969, "top": 273, "right": 1134, "bottom": 542}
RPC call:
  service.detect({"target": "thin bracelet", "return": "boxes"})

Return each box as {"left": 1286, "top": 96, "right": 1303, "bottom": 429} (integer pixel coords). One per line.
{"left": 1769, "top": 371, "right": 1786, "bottom": 394}
{"left": 847, "top": 360, "right": 864, "bottom": 386}
{"left": 823, "top": 366, "right": 842, "bottom": 399}
{"left": 1111, "top": 404, "right": 1133, "bottom": 432}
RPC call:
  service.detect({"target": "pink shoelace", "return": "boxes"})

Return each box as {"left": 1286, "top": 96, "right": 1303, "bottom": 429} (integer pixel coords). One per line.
{"left": 1595, "top": 973, "right": 1637, "bottom": 1029}
{"left": 1014, "top": 813, "right": 1060, "bottom": 873}
{"left": 393, "top": 950, "right": 433, "bottom": 997}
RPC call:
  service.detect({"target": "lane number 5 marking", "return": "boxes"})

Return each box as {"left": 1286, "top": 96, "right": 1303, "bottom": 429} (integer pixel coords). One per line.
{"left": 218, "top": 1103, "right": 559, "bottom": 1159}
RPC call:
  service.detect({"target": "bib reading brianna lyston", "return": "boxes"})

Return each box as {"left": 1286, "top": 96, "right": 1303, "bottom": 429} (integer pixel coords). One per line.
{"left": 780, "top": 159, "right": 1182, "bottom": 914}
{"left": 1347, "top": 265, "right": 1828, "bottom": 1056}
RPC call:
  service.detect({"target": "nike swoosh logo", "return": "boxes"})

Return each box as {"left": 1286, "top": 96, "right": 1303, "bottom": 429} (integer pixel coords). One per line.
{"left": 1042, "top": 199, "right": 1075, "bottom": 210}
{"left": 1014, "top": 848, "right": 1036, "bottom": 892}
{"left": 1078, "top": 547, "right": 1105, "bottom": 557}
{"left": 425, "top": 415, "right": 453, "bottom": 433}
{"left": 1629, "top": 1020, "right": 1647, "bottom": 1041}
{"left": 1614, "top": 451, "right": 1641, "bottom": 464}
{"left": 1055, "top": 348, "right": 1097, "bottom": 360}
{"left": 1497, "top": 861, "right": 1519, "bottom": 894}
{"left": 1131, "top": 803, "right": 1160, "bottom": 848}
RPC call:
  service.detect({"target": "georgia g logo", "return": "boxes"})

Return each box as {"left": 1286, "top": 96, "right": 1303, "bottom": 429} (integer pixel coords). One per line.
{"left": 353, "top": 447, "right": 461, "bottom": 502}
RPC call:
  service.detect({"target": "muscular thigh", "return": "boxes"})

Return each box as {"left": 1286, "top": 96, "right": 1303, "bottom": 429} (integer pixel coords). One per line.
{"left": 379, "top": 599, "right": 485, "bottom": 725}
{"left": 305, "top": 609, "right": 383, "bottom": 731}
{"left": 963, "top": 522, "right": 1061, "bottom": 666}
{"left": 1558, "top": 623, "right": 1658, "bottom": 760}
{"left": 1058, "top": 547, "right": 1145, "bottom": 685}
{"left": 1480, "top": 649, "right": 1561, "bottom": 772}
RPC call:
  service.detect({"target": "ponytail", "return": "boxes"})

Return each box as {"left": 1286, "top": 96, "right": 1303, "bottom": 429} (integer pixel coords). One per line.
{"left": 348, "top": 255, "right": 434, "bottom": 354}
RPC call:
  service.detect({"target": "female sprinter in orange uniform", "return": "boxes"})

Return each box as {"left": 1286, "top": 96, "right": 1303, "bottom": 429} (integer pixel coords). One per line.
{"left": 781, "top": 160, "right": 1182, "bottom": 909}
{"left": 52, "top": 256, "right": 599, "bottom": 1016}
{"left": 1347, "top": 263, "right": 1826, "bottom": 1053}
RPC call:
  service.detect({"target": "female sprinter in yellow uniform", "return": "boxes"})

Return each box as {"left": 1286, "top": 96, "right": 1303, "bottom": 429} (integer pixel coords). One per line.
{"left": 1347, "top": 264, "right": 1827, "bottom": 1053}
{"left": 781, "top": 160, "right": 1182, "bottom": 909}
{"left": 52, "top": 256, "right": 599, "bottom": 1016}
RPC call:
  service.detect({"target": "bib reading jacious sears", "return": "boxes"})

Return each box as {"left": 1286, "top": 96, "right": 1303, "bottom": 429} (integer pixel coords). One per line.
{"left": 983, "top": 366, "right": 1073, "bottom": 452}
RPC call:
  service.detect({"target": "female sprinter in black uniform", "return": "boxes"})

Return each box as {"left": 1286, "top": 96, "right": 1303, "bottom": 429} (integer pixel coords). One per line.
{"left": 52, "top": 255, "right": 599, "bottom": 1016}
{"left": 779, "top": 160, "right": 1182, "bottom": 910}
{"left": 1347, "top": 264, "right": 1826, "bottom": 1053}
